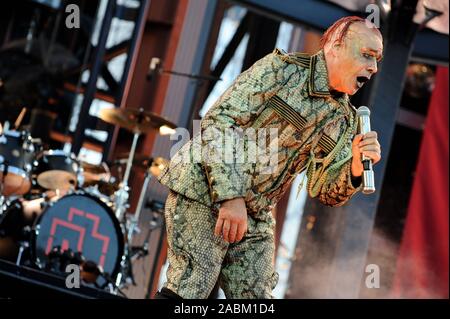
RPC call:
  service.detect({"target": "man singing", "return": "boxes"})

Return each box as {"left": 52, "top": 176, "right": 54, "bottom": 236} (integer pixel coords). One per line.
{"left": 156, "top": 16, "right": 382, "bottom": 299}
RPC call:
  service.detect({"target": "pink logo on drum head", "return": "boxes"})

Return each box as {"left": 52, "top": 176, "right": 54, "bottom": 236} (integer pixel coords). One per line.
{"left": 45, "top": 207, "right": 111, "bottom": 268}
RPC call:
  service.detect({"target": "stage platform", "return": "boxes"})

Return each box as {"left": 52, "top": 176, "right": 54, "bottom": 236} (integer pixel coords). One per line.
{"left": 0, "top": 259, "right": 125, "bottom": 299}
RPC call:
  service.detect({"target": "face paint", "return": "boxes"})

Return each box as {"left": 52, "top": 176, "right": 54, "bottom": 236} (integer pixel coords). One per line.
{"left": 326, "top": 23, "right": 383, "bottom": 95}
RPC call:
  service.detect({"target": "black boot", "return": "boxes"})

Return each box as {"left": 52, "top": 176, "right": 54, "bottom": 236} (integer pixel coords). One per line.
{"left": 154, "top": 287, "right": 183, "bottom": 300}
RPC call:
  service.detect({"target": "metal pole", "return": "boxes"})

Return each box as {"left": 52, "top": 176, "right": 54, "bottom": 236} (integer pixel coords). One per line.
{"left": 114, "top": 131, "right": 139, "bottom": 221}
{"left": 71, "top": 0, "right": 116, "bottom": 155}
{"left": 128, "top": 170, "right": 152, "bottom": 243}
{"left": 122, "top": 132, "right": 139, "bottom": 187}
{"left": 103, "top": 0, "right": 152, "bottom": 162}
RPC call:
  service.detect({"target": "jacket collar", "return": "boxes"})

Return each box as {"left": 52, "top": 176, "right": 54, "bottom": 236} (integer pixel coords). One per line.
{"left": 308, "top": 50, "right": 332, "bottom": 97}
{"left": 308, "top": 50, "right": 351, "bottom": 109}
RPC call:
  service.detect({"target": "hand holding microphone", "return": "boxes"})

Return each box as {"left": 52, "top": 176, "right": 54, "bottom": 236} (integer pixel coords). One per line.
{"left": 351, "top": 106, "right": 381, "bottom": 194}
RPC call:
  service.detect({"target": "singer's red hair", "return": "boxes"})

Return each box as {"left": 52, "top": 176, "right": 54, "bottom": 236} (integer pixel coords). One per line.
{"left": 320, "top": 16, "right": 382, "bottom": 49}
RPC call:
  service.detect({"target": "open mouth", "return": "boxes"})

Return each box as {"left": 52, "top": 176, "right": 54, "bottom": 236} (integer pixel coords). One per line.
{"left": 356, "top": 76, "right": 370, "bottom": 88}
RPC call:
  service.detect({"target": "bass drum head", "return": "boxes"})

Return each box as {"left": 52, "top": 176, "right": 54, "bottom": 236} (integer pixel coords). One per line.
{"left": 32, "top": 193, "right": 123, "bottom": 285}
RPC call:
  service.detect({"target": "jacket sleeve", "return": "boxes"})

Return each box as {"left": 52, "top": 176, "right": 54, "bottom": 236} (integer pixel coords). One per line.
{"left": 200, "top": 50, "right": 288, "bottom": 203}
{"left": 316, "top": 159, "right": 362, "bottom": 207}
{"left": 307, "top": 119, "right": 363, "bottom": 207}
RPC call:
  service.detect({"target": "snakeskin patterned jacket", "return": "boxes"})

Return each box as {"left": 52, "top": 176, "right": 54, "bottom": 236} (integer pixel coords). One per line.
{"left": 157, "top": 49, "right": 362, "bottom": 217}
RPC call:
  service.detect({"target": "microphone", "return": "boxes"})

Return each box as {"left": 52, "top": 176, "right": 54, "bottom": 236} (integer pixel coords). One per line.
{"left": 356, "top": 106, "right": 375, "bottom": 194}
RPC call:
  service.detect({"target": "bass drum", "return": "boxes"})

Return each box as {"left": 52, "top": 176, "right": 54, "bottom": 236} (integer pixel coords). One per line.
{"left": 0, "top": 200, "right": 30, "bottom": 261}
{"left": 0, "top": 195, "right": 47, "bottom": 262}
{"left": 31, "top": 192, "right": 124, "bottom": 285}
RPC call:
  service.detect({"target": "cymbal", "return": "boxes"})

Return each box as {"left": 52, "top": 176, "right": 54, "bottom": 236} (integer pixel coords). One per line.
{"left": 98, "top": 108, "right": 176, "bottom": 134}
{"left": 114, "top": 154, "right": 168, "bottom": 177}
{"left": 115, "top": 153, "right": 152, "bottom": 169}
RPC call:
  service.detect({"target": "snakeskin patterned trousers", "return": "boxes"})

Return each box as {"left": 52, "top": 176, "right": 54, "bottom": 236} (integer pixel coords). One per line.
{"left": 161, "top": 190, "right": 279, "bottom": 299}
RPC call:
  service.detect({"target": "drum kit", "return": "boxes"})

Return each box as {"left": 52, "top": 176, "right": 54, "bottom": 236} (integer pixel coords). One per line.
{"left": 0, "top": 108, "right": 175, "bottom": 295}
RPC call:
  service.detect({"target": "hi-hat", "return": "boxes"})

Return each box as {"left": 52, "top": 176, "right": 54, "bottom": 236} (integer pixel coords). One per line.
{"left": 114, "top": 153, "right": 152, "bottom": 169}
{"left": 114, "top": 153, "right": 168, "bottom": 177}
{"left": 99, "top": 108, "right": 176, "bottom": 134}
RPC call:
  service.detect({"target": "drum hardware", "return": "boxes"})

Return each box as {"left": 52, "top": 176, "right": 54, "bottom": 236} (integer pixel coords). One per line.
{"left": 83, "top": 182, "right": 118, "bottom": 204}
{"left": 127, "top": 156, "right": 168, "bottom": 243}
{"left": 127, "top": 200, "right": 165, "bottom": 272}
{"left": 112, "top": 201, "right": 165, "bottom": 291}
{"left": 45, "top": 247, "right": 93, "bottom": 282}
{"left": 11, "top": 223, "right": 33, "bottom": 267}
{"left": 2, "top": 122, "right": 10, "bottom": 132}
{"left": 0, "top": 195, "right": 5, "bottom": 213}
{"left": 114, "top": 153, "right": 156, "bottom": 170}
{"left": 80, "top": 260, "right": 127, "bottom": 297}
{"left": 127, "top": 169, "right": 151, "bottom": 242}
{"left": 46, "top": 246, "right": 72, "bottom": 273}
{"left": 42, "top": 246, "right": 127, "bottom": 297}
{"left": 114, "top": 240, "right": 136, "bottom": 288}
{"left": 112, "top": 155, "right": 168, "bottom": 290}
{"left": 80, "top": 260, "right": 101, "bottom": 284}
{"left": 14, "top": 107, "right": 27, "bottom": 130}
{"left": 80, "top": 161, "right": 112, "bottom": 185}
{"left": 16, "top": 235, "right": 30, "bottom": 266}
{"left": 144, "top": 199, "right": 166, "bottom": 299}
{"left": 111, "top": 155, "right": 167, "bottom": 287}
{"left": 112, "top": 131, "right": 148, "bottom": 223}
{"left": 0, "top": 106, "right": 175, "bottom": 296}
{"left": 30, "top": 192, "right": 124, "bottom": 288}
{"left": 129, "top": 206, "right": 164, "bottom": 262}
{"left": 98, "top": 107, "right": 175, "bottom": 222}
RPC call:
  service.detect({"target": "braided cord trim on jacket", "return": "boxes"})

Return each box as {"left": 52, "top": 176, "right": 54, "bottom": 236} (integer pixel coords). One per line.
{"left": 305, "top": 111, "right": 356, "bottom": 198}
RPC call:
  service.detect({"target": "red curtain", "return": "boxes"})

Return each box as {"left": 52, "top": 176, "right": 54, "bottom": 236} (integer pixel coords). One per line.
{"left": 392, "top": 66, "right": 449, "bottom": 298}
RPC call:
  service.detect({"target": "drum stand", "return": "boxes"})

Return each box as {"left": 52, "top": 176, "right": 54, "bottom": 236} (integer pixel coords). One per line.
{"left": 114, "top": 132, "right": 140, "bottom": 222}
{"left": 15, "top": 239, "right": 29, "bottom": 266}
{"left": 114, "top": 157, "right": 156, "bottom": 289}
{"left": 110, "top": 130, "right": 138, "bottom": 289}
{"left": 99, "top": 106, "right": 174, "bottom": 292}
{"left": 0, "top": 170, "right": 7, "bottom": 213}
{"left": 0, "top": 175, "right": 10, "bottom": 231}
{"left": 0, "top": 195, "right": 5, "bottom": 214}
{"left": 112, "top": 131, "right": 157, "bottom": 290}
{"left": 128, "top": 164, "right": 153, "bottom": 243}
